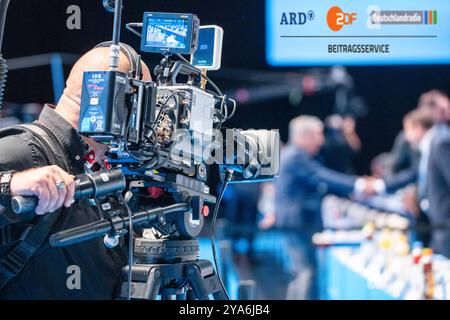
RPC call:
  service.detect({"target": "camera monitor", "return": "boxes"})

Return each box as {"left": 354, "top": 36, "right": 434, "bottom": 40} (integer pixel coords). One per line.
{"left": 141, "top": 12, "right": 200, "bottom": 55}
{"left": 191, "top": 25, "right": 223, "bottom": 70}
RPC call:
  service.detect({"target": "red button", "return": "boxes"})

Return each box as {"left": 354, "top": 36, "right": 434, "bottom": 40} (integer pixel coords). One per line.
{"left": 84, "top": 150, "right": 96, "bottom": 164}
{"left": 202, "top": 205, "right": 209, "bottom": 217}
{"left": 147, "top": 187, "right": 165, "bottom": 198}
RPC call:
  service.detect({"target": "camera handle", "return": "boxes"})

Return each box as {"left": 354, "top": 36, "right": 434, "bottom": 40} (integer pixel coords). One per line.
{"left": 49, "top": 203, "right": 188, "bottom": 247}
{"left": 154, "top": 54, "right": 202, "bottom": 87}
{"left": 169, "top": 61, "right": 202, "bottom": 86}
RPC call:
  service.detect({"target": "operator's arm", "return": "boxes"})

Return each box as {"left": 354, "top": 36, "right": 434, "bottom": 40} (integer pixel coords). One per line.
{"left": 0, "top": 133, "right": 37, "bottom": 225}
{"left": 382, "top": 165, "right": 418, "bottom": 193}
{"left": 0, "top": 133, "right": 75, "bottom": 225}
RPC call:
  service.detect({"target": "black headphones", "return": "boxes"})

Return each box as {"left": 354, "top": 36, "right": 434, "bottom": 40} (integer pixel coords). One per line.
{"left": 94, "top": 41, "right": 142, "bottom": 80}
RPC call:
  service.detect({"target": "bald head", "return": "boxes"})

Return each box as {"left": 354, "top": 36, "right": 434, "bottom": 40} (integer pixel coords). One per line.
{"left": 55, "top": 45, "right": 151, "bottom": 129}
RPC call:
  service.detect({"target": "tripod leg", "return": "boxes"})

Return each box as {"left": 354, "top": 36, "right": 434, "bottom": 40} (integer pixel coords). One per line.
{"left": 143, "top": 267, "right": 162, "bottom": 300}
{"left": 185, "top": 264, "right": 211, "bottom": 300}
{"left": 209, "top": 269, "right": 228, "bottom": 300}
{"left": 184, "top": 289, "right": 195, "bottom": 300}
{"left": 211, "top": 284, "right": 228, "bottom": 300}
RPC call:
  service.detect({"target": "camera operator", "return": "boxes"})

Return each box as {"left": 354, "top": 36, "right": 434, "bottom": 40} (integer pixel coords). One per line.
{"left": 0, "top": 45, "right": 151, "bottom": 299}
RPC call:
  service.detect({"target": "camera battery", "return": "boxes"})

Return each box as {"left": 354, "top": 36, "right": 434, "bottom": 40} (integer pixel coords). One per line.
{"left": 79, "top": 70, "right": 127, "bottom": 137}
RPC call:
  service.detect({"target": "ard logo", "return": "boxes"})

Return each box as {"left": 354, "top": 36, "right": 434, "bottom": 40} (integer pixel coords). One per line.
{"left": 280, "top": 10, "right": 315, "bottom": 25}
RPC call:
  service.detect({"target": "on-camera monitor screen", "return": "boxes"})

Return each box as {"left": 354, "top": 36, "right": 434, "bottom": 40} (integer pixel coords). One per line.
{"left": 266, "top": 0, "right": 450, "bottom": 66}
{"left": 145, "top": 17, "right": 189, "bottom": 50}
{"left": 192, "top": 28, "right": 215, "bottom": 67}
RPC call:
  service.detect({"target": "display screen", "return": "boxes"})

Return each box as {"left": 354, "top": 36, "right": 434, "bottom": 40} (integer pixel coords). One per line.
{"left": 145, "top": 17, "right": 189, "bottom": 50}
{"left": 192, "top": 28, "right": 215, "bottom": 67}
{"left": 266, "top": 0, "right": 450, "bottom": 66}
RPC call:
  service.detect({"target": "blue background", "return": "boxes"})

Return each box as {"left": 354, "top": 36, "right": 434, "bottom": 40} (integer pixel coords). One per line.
{"left": 266, "top": 0, "right": 450, "bottom": 66}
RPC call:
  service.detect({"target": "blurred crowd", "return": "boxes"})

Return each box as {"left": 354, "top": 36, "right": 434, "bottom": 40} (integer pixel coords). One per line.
{"left": 221, "top": 89, "right": 450, "bottom": 300}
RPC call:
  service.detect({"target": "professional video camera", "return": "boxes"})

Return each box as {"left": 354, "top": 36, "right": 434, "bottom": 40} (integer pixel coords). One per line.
{"left": 12, "top": 1, "right": 280, "bottom": 300}
{"left": 75, "top": 6, "right": 279, "bottom": 234}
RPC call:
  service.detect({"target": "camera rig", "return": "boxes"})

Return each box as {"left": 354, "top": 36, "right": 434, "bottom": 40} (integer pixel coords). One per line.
{"left": 11, "top": 0, "right": 280, "bottom": 300}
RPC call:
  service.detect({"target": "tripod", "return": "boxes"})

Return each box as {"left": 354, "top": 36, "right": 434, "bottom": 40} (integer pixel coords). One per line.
{"left": 49, "top": 200, "right": 228, "bottom": 300}
{"left": 118, "top": 238, "right": 228, "bottom": 300}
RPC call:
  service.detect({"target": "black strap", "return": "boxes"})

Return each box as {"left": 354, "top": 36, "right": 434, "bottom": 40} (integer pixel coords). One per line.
{"left": 0, "top": 122, "right": 70, "bottom": 290}
{"left": 0, "top": 224, "right": 33, "bottom": 246}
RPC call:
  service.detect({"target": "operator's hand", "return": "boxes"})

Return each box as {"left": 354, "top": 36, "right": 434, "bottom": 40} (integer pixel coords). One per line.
{"left": 10, "top": 165, "right": 76, "bottom": 215}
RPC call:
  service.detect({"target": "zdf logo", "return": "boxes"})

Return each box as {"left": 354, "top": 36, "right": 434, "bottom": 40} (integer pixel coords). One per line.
{"left": 327, "top": 6, "right": 357, "bottom": 31}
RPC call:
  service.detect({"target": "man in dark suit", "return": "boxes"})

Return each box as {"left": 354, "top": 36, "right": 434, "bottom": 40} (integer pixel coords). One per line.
{"left": 390, "top": 90, "right": 450, "bottom": 174}
{"left": 275, "top": 116, "right": 375, "bottom": 300}
{"left": 400, "top": 94, "right": 450, "bottom": 248}
{"left": 426, "top": 122, "right": 450, "bottom": 257}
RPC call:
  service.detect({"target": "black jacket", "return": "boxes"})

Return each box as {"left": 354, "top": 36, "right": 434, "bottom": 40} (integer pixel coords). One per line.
{"left": 426, "top": 130, "right": 450, "bottom": 257}
{"left": 0, "top": 105, "right": 127, "bottom": 299}
{"left": 390, "top": 130, "right": 417, "bottom": 174}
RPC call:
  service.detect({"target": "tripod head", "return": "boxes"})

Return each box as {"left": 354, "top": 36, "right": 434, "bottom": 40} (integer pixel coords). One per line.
{"left": 49, "top": 191, "right": 227, "bottom": 300}
{"left": 49, "top": 201, "right": 189, "bottom": 247}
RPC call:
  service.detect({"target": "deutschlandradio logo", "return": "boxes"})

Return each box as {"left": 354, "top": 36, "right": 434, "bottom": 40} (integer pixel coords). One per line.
{"left": 369, "top": 9, "right": 437, "bottom": 25}
{"left": 280, "top": 10, "right": 315, "bottom": 25}
{"left": 327, "top": 6, "right": 357, "bottom": 32}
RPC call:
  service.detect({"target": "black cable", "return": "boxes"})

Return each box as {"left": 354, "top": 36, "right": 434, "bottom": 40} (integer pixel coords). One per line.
{"left": 153, "top": 90, "right": 187, "bottom": 124}
{"left": 123, "top": 113, "right": 157, "bottom": 163}
{"left": 175, "top": 53, "right": 223, "bottom": 96}
{"left": 210, "top": 169, "right": 233, "bottom": 300}
{"left": 125, "top": 23, "right": 143, "bottom": 37}
{"left": 174, "top": 52, "right": 239, "bottom": 130}
{"left": 121, "top": 90, "right": 186, "bottom": 164}
{"left": 224, "top": 97, "right": 237, "bottom": 120}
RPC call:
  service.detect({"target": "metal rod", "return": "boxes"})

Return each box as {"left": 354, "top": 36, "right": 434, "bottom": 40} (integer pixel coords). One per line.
{"left": 111, "top": 0, "right": 122, "bottom": 46}
{"left": 0, "top": 0, "right": 10, "bottom": 51}
{"left": 109, "top": 0, "right": 123, "bottom": 70}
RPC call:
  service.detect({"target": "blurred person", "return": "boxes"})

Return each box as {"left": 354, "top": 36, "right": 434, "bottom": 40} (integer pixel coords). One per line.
{"left": 275, "top": 115, "right": 376, "bottom": 300}
{"left": 386, "top": 109, "right": 435, "bottom": 244}
{"left": 222, "top": 183, "right": 261, "bottom": 259}
{"left": 258, "top": 182, "right": 277, "bottom": 230}
{"left": 413, "top": 94, "right": 450, "bottom": 249}
{"left": 320, "top": 115, "right": 361, "bottom": 174}
{"left": 370, "top": 152, "right": 394, "bottom": 178}
{"left": 386, "top": 109, "right": 434, "bottom": 187}
{"left": 417, "top": 91, "right": 449, "bottom": 198}
{"left": 426, "top": 130, "right": 450, "bottom": 257}
{"left": 378, "top": 109, "right": 434, "bottom": 195}
{"left": 418, "top": 89, "right": 450, "bottom": 127}
{"left": 390, "top": 90, "right": 449, "bottom": 174}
